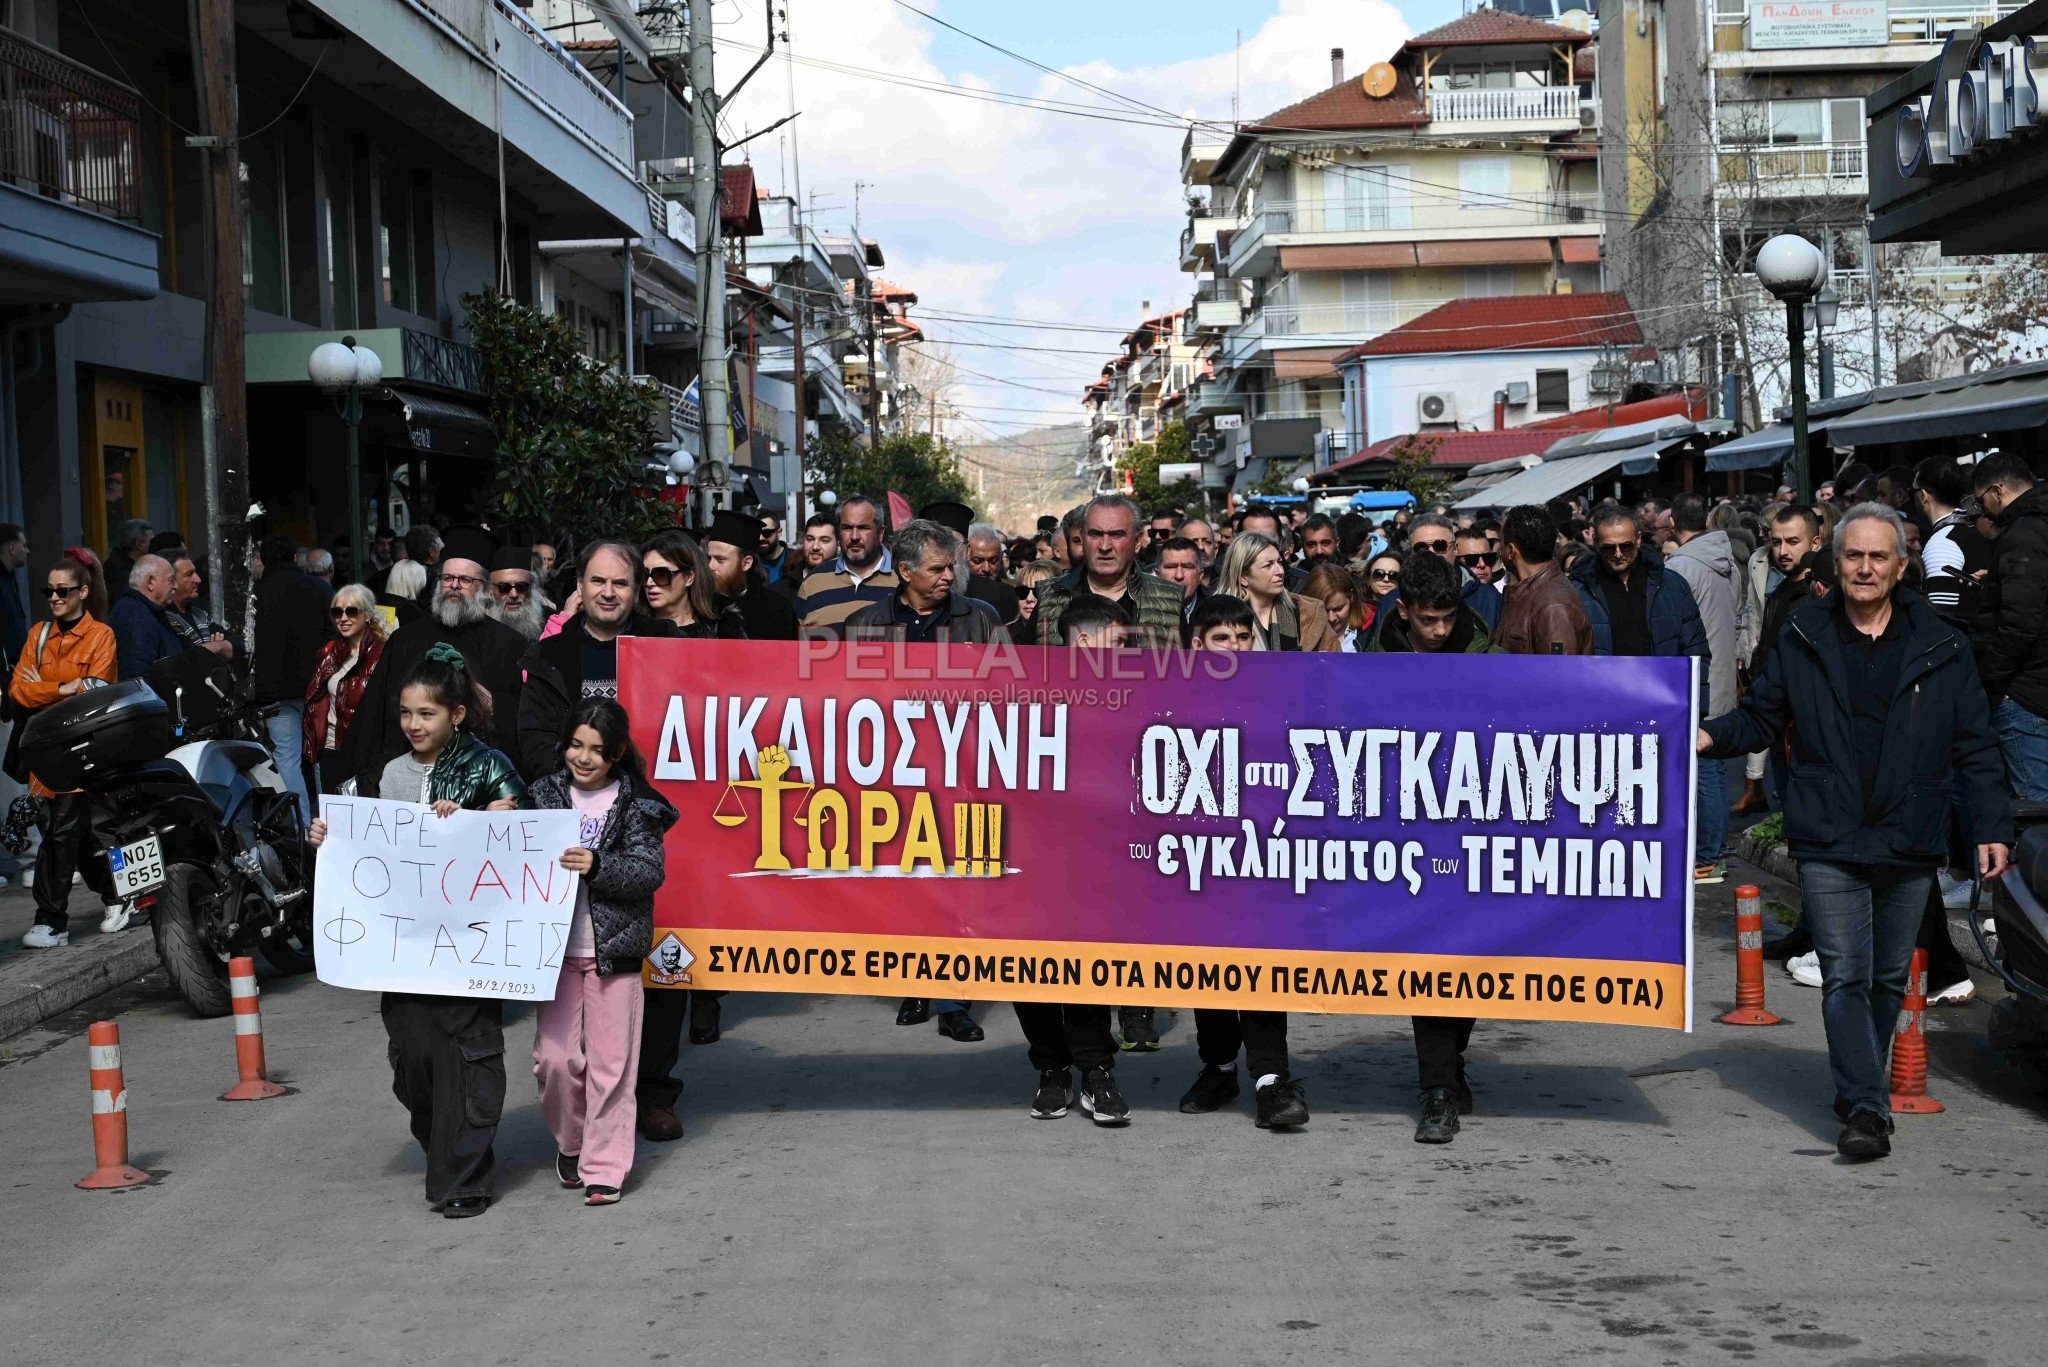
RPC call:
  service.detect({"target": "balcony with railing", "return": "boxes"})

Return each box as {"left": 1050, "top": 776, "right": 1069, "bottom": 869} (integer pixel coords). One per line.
{"left": 1261, "top": 298, "right": 1457, "bottom": 339}
{"left": 1426, "top": 85, "right": 1581, "bottom": 126}
{"left": 1226, "top": 191, "right": 1601, "bottom": 278}
{"left": 1179, "top": 210, "right": 1233, "bottom": 270}
{"left": 0, "top": 26, "right": 157, "bottom": 303}
{"left": 1716, "top": 140, "right": 1866, "bottom": 196}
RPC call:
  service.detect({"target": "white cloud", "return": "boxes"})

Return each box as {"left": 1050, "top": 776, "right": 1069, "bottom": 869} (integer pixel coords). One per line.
{"left": 721, "top": 0, "right": 1412, "bottom": 446}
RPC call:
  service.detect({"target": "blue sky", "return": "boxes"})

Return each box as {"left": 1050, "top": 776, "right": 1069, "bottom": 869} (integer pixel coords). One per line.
{"left": 932, "top": 0, "right": 1463, "bottom": 68}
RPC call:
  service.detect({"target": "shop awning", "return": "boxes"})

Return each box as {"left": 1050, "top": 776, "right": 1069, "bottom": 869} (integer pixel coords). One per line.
{"left": 391, "top": 387, "right": 494, "bottom": 458}
{"left": 1705, "top": 424, "right": 1792, "bottom": 472}
{"left": 1823, "top": 368, "right": 2048, "bottom": 447}
{"left": 1453, "top": 443, "right": 1663, "bottom": 510}
{"left": 1449, "top": 454, "right": 1542, "bottom": 493}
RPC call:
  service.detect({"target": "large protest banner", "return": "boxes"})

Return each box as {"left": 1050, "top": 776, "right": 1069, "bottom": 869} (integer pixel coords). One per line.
{"left": 312, "top": 797, "right": 583, "bottom": 1001}
{"left": 623, "top": 639, "right": 1696, "bottom": 1029}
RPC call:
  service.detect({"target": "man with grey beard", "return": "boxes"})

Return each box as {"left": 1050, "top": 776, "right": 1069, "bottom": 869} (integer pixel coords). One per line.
{"left": 487, "top": 547, "right": 547, "bottom": 642}
{"left": 342, "top": 525, "right": 529, "bottom": 792}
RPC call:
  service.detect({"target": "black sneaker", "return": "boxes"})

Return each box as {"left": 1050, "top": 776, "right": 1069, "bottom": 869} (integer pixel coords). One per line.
{"left": 1030, "top": 1069, "right": 1073, "bottom": 1119}
{"left": 935, "top": 1009, "right": 985, "bottom": 1042}
{"left": 1117, "top": 1006, "right": 1161, "bottom": 1051}
{"left": 1836, "top": 1108, "right": 1893, "bottom": 1160}
{"left": 1079, "top": 1067, "right": 1130, "bottom": 1126}
{"left": 1255, "top": 1077, "right": 1309, "bottom": 1129}
{"left": 1415, "top": 1087, "right": 1460, "bottom": 1144}
{"left": 1453, "top": 1071, "right": 1475, "bottom": 1116}
{"left": 1763, "top": 927, "right": 1814, "bottom": 963}
{"left": 1178, "top": 1064, "right": 1241, "bottom": 1114}
{"left": 556, "top": 1151, "right": 582, "bottom": 1189}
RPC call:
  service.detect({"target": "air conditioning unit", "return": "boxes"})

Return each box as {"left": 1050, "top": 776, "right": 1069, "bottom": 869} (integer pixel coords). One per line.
{"left": 1503, "top": 381, "right": 1531, "bottom": 406}
{"left": 1418, "top": 390, "right": 1458, "bottom": 425}
{"left": 1579, "top": 104, "right": 1598, "bottom": 128}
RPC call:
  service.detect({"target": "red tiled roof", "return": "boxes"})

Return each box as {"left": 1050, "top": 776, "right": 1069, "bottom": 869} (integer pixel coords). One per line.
{"left": 1247, "top": 67, "right": 1427, "bottom": 134}
{"left": 1403, "top": 9, "right": 1591, "bottom": 50}
{"left": 1338, "top": 292, "right": 1641, "bottom": 361}
{"left": 873, "top": 279, "right": 918, "bottom": 301}
{"left": 721, "top": 166, "right": 763, "bottom": 237}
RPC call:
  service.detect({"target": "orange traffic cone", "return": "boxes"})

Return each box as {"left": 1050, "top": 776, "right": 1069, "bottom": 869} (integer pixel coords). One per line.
{"left": 1718, "top": 883, "right": 1783, "bottom": 1026}
{"left": 220, "top": 957, "right": 286, "bottom": 1101}
{"left": 77, "top": 1021, "right": 151, "bottom": 1190}
{"left": 1890, "top": 947, "right": 1945, "bottom": 1114}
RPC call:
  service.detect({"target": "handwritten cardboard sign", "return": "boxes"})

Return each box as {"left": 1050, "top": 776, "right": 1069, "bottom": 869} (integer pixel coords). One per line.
{"left": 312, "top": 797, "right": 583, "bottom": 1001}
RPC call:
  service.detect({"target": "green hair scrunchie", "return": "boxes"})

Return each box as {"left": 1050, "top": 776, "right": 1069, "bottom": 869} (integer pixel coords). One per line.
{"left": 423, "top": 642, "right": 468, "bottom": 671}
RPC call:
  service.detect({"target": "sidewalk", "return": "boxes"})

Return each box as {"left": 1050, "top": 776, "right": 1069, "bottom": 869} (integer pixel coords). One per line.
{"left": 0, "top": 875, "right": 158, "bottom": 1043}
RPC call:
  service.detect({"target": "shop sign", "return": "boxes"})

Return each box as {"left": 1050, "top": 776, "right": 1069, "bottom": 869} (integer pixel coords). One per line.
{"left": 1896, "top": 30, "right": 2048, "bottom": 179}
{"left": 1751, "top": 0, "right": 1887, "bottom": 50}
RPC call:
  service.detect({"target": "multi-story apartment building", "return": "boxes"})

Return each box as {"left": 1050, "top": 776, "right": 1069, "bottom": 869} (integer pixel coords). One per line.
{"left": 1600, "top": 0, "right": 2023, "bottom": 414}
{"left": 0, "top": 0, "right": 702, "bottom": 566}
{"left": 1179, "top": 10, "right": 1602, "bottom": 483}
{"left": 1079, "top": 311, "right": 1205, "bottom": 494}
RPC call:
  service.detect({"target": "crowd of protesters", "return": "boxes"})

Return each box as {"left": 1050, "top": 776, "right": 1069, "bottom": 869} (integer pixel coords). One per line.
{"left": 4, "top": 444, "right": 2034, "bottom": 1211}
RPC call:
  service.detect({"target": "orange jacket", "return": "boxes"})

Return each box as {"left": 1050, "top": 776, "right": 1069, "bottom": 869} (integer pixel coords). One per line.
{"left": 10, "top": 613, "right": 117, "bottom": 796}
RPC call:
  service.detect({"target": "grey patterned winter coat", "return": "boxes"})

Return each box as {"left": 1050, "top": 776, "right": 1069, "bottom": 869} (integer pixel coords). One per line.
{"left": 528, "top": 770, "right": 678, "bottom": 976}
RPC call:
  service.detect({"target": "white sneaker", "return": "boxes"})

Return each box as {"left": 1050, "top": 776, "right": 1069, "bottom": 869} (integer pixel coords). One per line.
{"left": 1787, "top": 951, "right": 1823, "bottom": 988}
{"left": 99, "top": 903, "right": 134, "bottom": 934}
{"left": 1928, "top": 976, "right": 1977, "bottom": 1006}
{"left": 20, "top": 924, "right": 68, "bottom": 948}
{"left": 1939, "top": 869, "right": 1978, "bottom": 911}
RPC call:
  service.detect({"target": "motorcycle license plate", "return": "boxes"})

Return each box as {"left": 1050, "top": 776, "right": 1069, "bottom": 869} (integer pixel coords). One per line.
{"left": 107, "top": 836, "right": 166, "bottom": 900}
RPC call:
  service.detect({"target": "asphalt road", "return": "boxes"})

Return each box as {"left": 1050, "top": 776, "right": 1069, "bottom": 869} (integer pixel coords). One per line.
{"left": 2, "top": 860, "right": 2044, "bottom": 1367}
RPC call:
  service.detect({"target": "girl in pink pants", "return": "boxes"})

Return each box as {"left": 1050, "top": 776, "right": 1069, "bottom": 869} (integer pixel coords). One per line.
{"left": 530, "top": 699, "right": 677, "bottom": 1206}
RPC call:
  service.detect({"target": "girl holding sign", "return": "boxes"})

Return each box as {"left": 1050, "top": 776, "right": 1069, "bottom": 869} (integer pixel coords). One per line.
{"left": 529, "top": 698, "right": 677, "bottom": 1206}
{"left": 310, "top": 645, "right": 528, "bottom": 1218}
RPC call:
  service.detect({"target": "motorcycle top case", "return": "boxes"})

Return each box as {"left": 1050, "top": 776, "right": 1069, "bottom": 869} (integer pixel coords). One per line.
{"left": 19, "top": 678, "right": 172, "bottom": 791}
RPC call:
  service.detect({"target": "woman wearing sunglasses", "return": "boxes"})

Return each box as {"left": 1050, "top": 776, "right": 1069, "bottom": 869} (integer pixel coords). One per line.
{"left": 639, "top": 530, "right": 745, "bottom": 640}
{"left": 1009, "top": 558, "right": 1060, "bottom": 645}
{"left": 303, "top": 583, "right": 389, "bottom": 796}
{"left": 1360, "top": 551, "right": 1403, "bottom": 632}
{"left": 14, "top": 558, "right": 120, "bottom": 948}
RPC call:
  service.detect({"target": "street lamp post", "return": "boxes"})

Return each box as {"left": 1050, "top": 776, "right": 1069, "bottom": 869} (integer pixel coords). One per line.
{"left": 1755, "top": 235, "right": 1829, "bottom": 505}
{"left": 308, "top": 336, "right": 382, "bottom": 579}
{"left": 1806, "top": 284, "right": 1841, "bottom": 402}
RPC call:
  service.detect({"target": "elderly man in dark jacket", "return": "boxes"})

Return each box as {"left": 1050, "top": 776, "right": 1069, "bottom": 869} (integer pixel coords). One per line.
{"left": 108, "top": 554, "right": 189, "bottom": 681}
{"left": 1701, "top": 504, "right": 2012, "bottom": 1162}
{"left": 843, "top": 520, "right": 1008, "bottom": 646}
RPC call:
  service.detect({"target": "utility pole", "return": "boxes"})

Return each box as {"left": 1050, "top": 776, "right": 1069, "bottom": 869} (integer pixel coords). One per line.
{"left": 864, "top": 276, "right": 880, "bottom": 452}
{"left": 690, "top": 0, "right": 730, "bottom": 515}
{"left": 785, "top": 260, "right": 808, "bottom": 522}
{"left": 188, "top": 0, "right": 250, "bottom": 645}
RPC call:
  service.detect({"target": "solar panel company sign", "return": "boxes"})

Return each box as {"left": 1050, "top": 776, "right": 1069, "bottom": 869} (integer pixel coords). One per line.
{"left": 1751, "top": 0, "right": 1887, "bottom": 50}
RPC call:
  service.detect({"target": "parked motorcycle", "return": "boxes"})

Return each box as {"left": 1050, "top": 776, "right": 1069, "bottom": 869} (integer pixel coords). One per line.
{"left": 19, "top": 656, "right": 313, "bottom": 1017}
{"left": 1974, "top": 802, "right": 2048, "bottom": 1092}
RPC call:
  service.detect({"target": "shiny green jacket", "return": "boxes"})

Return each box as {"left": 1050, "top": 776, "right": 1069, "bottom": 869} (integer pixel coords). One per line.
{"left": 369, "top": 732, "right": 531, "bottom": 809}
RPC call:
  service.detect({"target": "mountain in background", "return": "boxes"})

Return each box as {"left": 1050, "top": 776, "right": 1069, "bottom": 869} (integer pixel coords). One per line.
{"left": 953, "top": 423, "right": 1094, "bottom": 536}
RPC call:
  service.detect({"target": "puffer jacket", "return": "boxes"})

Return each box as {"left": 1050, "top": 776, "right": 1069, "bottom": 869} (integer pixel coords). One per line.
{"left": 1665, "top": 529, "right": 1741, "bottom": 718}
{"left": 1365, "top": 605, "right": 1501, "bottom": 655}
{"left": 1976, "top": 482, "right": 2048, "bottom": 717}
{"left": 302, "top": 633, "right": 386, "bottom": 770}
{"left": 528, "top": 770, "right": 678, "bottom": 976}
{"left": 364, "top": 731, "right": 530, "bottom": 809}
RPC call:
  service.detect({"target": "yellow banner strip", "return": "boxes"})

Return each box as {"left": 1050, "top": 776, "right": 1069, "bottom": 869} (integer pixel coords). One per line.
{"left": 644, "top": 928, "right": 1687, "bottom": 1029}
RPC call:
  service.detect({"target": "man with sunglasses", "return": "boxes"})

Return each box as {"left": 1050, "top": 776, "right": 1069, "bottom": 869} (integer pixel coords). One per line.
{"left": 1369, "top": 513, "right": 1501, "bottom": 644}
{"left": 1452, "top": 528, "right": 1500, "bottom": 588}
{"left": 487, "top": 547, "right": 546, "bottom": 642}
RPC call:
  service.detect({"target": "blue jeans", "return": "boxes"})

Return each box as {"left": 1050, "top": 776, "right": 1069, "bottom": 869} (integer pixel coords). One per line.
{"left": 1796, "top": 860, "right": 1932, "bottom": 1118}
{"left": 1695, "top": 753, "right": 1727, "bottom": 865}
{"left": 265, "top": 701, "right": 312, "bottom": 823}
{"left": 1994, "top": 696, "right": 2048, "bottom": 801}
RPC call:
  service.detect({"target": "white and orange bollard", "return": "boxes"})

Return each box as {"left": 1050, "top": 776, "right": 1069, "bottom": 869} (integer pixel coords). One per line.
{"left": 1890, "top": 947, "right": 1946, "bottom": 1115}
{"left": 1718, "top": 884, "right": 1784, "bottom": 1027}
{"left": 220, "top": 956, "right": 286, "bottom": 1102}
{"left": 77, "top": 1021, "right": 151, "bottom": 1190}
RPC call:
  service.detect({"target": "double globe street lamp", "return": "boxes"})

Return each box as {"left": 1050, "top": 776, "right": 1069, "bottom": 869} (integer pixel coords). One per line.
{"left": 307, "top": 336, "right": 383, "bottom": 581}
{"left": 1754, "top": 234, "right": 1830, "bottom": 505}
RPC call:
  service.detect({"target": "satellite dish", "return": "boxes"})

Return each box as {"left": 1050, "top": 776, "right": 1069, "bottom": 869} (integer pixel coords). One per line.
{"left": 1361, "top": 62, "right": 1398, "bottom": 98}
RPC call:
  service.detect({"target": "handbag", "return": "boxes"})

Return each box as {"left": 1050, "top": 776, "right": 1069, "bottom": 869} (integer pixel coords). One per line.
{"left": 2, "top": 623, "right": 53, "bottom": 784}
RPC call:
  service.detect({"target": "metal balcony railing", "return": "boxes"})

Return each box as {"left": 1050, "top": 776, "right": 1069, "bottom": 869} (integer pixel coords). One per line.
{"left": 1428, "top": 86, "right": 1579, "bottom": 123}
{"left": 1244, "top": 190, "right": 1602, "bottom": 239}
{"left": 1261, "top": 298, "right": 1456, "bottom": 337}
{"left": 1717, "top": 140, "right": 1865, "bottom": 191}
{"left": 0, "top": 26, "right": 140, "bottom": 222}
